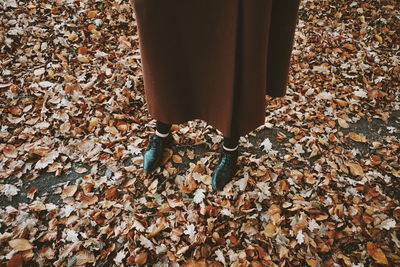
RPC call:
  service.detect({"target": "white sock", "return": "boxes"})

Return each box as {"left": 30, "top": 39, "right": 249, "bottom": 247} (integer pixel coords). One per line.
{"left": 156, "top": 130, "right": 169, "bottom": 138}
{"left": 223, "top": 144, "right": 238, "bottom": 151}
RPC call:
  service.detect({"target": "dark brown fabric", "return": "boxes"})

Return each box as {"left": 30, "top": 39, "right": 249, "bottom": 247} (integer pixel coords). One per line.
{"left": 130, "top": 0, "right": 301, "bottom": 137}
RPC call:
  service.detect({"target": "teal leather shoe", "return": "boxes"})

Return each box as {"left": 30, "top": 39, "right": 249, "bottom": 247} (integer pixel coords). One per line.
{"left": 211, "top": 148, "right": 239, "bottom": 191}
{"left": 143, "top": 133, "right": 173, "bottom": 174}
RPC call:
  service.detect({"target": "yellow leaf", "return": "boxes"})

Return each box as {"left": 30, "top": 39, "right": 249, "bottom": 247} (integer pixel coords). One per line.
{"left": 347, "top": 162, "right": 364, "bottom": 176}
{"left": 9, "top": 238, "right": 33, "bottom": 251}
{"left": 87, "top": 10, "right": 97, "bottom": 18}
{"left": 375, "top": 34, "right": 383, "bottom": 43}
{"left": 68, "top": 33, "right": 78, "bottom": 41}
{"left": 263, "top": 222, "right": 276, "bottom": 238}
{"left": 367, "top": 242, "right": 388, "bottom": 265}
{"left": 47, "top": 69, "right": 54, "bottom": 78}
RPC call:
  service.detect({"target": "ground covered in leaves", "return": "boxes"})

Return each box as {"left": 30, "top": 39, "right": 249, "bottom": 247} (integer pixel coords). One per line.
{"left": 1, "top": 0, "right": 399, "bottom": 266}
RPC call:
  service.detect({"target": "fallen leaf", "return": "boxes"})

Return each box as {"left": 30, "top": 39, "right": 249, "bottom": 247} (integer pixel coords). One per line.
{"left": 347, "top": 162, "right": 364, "bottom": 176}
{"left": 349, "top": 132, "right": 367, "bottom": 142}
{"left": 367, "top": 242, "right": 388, "bottom": 265}
{"left": 9, "top": 239, "right": 33, "bottom": 251}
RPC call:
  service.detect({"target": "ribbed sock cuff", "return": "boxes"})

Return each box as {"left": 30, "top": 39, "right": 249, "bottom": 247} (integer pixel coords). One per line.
{"left": 223, "top": 144, "right": 238, "bottom": 151}
{"left": 156, "top": 130, "right": 170, "bottom": 138}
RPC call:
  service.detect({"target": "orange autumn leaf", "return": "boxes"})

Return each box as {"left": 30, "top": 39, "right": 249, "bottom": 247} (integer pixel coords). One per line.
{"left": 182, "top": 259, "right": 207, "bottom": 267}
{"left": 87, "top": 10, "right": 97, "bottom": 18}
{"left": 172, "top": 154, "right": 182, "bottom": 163}
{"left": 135, "top": 252, "right": 148, "bottom": 265}
{"left": 105, "top": 186, "right": 118, "bottom": 200}
{"left": 367, "top": 242, "right": 388, "bottom": 265}
{"left": 77, "top": 46, "right": 88, "bottom": 54}
{"left": 7, "top": 253, "right": 23, "bottom": 267}
{"left": 349, "top": 132, "right": 367, "bottom": 142}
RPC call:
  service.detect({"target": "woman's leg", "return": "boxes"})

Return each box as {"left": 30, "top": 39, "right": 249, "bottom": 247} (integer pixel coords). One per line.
{"left": 223, "top": 135, "right": 239, "bottom": 151}
{"left": 156, "top": 120, "right": 172, "bottom": 137}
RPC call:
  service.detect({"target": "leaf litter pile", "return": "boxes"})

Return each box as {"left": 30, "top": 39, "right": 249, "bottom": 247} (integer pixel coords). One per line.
{"left": 0, "top": 0, "right": 399, "bottom": 266}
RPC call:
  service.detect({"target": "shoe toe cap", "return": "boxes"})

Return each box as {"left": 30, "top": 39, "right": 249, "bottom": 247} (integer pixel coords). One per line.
{"left": 143, "top": 149, "right": 159, "bottom": 172}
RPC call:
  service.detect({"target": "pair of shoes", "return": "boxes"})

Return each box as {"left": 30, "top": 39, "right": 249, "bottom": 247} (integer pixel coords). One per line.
{"left": 143, "top": 133, "right": 173, "bottom": 174}
{"left": 211, "top": 147, "right": 239, "bottom": 191}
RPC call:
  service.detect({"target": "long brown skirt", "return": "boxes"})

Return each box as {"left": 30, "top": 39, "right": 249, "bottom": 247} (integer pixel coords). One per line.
{"left": 130, "top": 0, "right": 301, "bottom": 137}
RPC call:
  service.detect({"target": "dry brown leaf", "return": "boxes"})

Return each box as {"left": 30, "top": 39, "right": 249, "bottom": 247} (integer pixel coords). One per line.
{"left": 135, "top": 252, "right": 148, "bottom": 265}
{"left": 75, "top": 250, "right": 95, "bottom": 265}
{"left": 183, "top": 259, "right": 207, "bottom": 267}
{"left": 27, "top": 186, "right": 37, "bottom": 199}
{"left": 349, "top": 132, "right": 367, "bottom": 142}
{"left": 75, "top": 167, "right": 88, "bottom": 174}
{"left": 306, "top": 258, "right": 318, "bottom": 267}
{"left": 9, "top": 239, "right": 33, "bottom": 251}
{"left": 347, "top": 162, "right": 364, "bottom": 176}
{"left": 337, "top": 118, "right": 349, "bottom": 128}
{"left": 334, "top": 99, "right": 348, "bottom": 107}
{"left": 68, "top": 33, "right": 78, "bottom": 41}
{"left": 39, "top": 247, "right": 54, "bottom": 259}
{"left": 6, "top": 253, "right": 23, "bottom": 267}
{"left": 77, "top": 46, "right": 88, "bottom": 54}
{"left": 80, "top": 195, "right": 98, "bottom": 205}
{"left": 105, "top": 186, "right": 118, "bottom": 200}
{"left": 64, "top": 83, "right": 79, "bottom": 94}
{"left": 268, "top": 204, "right": 282, "bottom": 225}
{"left": 172, "top": 155, "right": 182, "bottom": 163}
{"left": 87, "top": 10, "right": 97, "bottom": 18}
{"left": 367, "top": 242, "right": 388, "bottom": 265}
{"left": 343, "top": 43, "right": 356, "bottom": 50}
{"left": 148, "top": 216, "right": 168, "bottom": 238}
{"left": 263, "top": 222, "right": 277, "bottom": 238}
{"left": 3, "top": 144, "right": 18, "bottom": 158}
{"left": 161, "top": 148, "right": 173, "bottom": 166}
{"left": 29, "top": 200, "right": 46, "bottom": 211}
{"left": 167, "top": 198, "right": 184, "bottom": 208}
{"left": 279, "top": 246, "right": 289, "bottom": 259}
{"left": 88, "top": 24, "right": 97, "bottom": 32}
{"left": 61, "top": 185, "right": 78, "bottom": 198}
